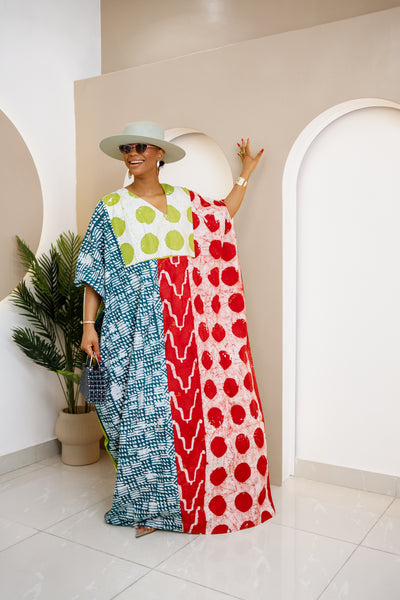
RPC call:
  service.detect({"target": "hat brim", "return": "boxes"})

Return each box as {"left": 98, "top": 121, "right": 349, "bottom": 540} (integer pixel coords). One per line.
{"left": 99, "top": 134, "right": 186, "bottom": 163}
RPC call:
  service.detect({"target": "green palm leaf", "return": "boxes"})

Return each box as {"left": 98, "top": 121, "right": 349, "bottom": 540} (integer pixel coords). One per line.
{"left": 12, "top": 328, "right": 65, "bottom": 371}
{"left": 11, "top": 231, "right": 85, "bottom": 413}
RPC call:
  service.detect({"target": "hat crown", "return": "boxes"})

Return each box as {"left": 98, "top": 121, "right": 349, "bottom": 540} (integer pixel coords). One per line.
{"left": 122, "top": 121, "right": 165, "bottom": 141}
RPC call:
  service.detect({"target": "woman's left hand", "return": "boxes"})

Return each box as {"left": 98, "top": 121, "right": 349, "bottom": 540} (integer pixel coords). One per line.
{"left": 237, "top": 138, "right": 264, "bottom": 178}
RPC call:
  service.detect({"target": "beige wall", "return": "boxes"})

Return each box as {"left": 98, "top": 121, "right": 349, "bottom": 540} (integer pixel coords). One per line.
{"left": 76, "top": 7, "right": 400, "bottom": 484}
{"left": 100, "top": 0, "right": 400, "bottom": 73}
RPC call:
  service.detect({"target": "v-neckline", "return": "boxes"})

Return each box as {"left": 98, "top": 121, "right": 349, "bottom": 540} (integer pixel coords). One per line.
{"left": 124, "top": 184, "right": 174, "bottom": 217}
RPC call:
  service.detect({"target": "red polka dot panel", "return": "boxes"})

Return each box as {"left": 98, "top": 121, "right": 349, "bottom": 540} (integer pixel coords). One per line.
{"left": 239, "top": 345, "right": 248, "bottom": 364}
{"left": 221, "top": 267, "right": 239, "bottom": 286}
{"left": 250, "top": 400, "right": 259, "bottom": 419}
{"left": 231, "top": 404, "right": 246, "bottom": 425}
{"left": 204, "top": 380, "right": 217, "bottom": 399}
{"left": 235, "top": 492, "right": 253, "bottom": 512}
{"left": 182, "top": 191, "right": 274, "bottom": 533}
{"left": 198, "top": 322, "right": 209, "bottom": 341}
{"left": 257, "top": 455, "right": 267, "bottom": 476}
{"left": 209, "top": 240, "right": 222, "bottom": 259}
{"left": 209, "top": 495, "right": 227, "bottom": 516}
{"left": 243, "top": 372, "right": 253, "bottom": 391}
{"left": 212, "top": 524, "right": 230, "bottom": 534}
{"left": 211, "top": 295, "right": 221, "bottom": 313}
{"left": 192, "top": 267, "right": 202, "bottom": 286}
{"left": 194, "top": 295, "right": 204, "bottom": 314}
{"left": 210, "top": 467, "right": 228, "bottom": 486}
{"left": 232, "top": 319, "right": 247, "bottom": 338}
{"left": 219, "top": 351, "right": 232, "bottom": 370}
{"left": 234, "top": 462, "right": 251, "bottom": 482}
{"left": 221, "top": 243, "right": 236, "bottom": 261}
{"left": 228, "top": 293, "right": 245, "bottom": 313}
{"left": 204, "top": 214, "right": 220, "bottom": 232}
{"left": 208, "top": 267, "right": 219, "bottom": 286}
{"left": 254, "top": 427, "right": 265, "bottom": 448}
{"left": 212, "top": 323, "right": 226, "bottom": 342}
{"left": 211, "top": 437, "right": 227, "bottom": 457}
{"left": 223, "top": 378, "right": 238, "bottom": 397}
{"left": 235, "top": 434, "right": 250, "bottom": 454}
{"left": 201, "top": 351, "right": 213, "bottom": 370}
{"left": 240, "top": 520, "right": 255, "bottom": 530}
{"left": 208, "top": 407, "right": 224, "bottom": 428}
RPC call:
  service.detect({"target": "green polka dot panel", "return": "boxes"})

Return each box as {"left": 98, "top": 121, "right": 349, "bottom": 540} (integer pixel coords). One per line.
{"left": 188, "top": 233, "right": 194, "bottom": 252}
{"left": 164, "top": 205, "right": 181, "bottom": 223}
{"left": 141, "top": 233, "right": 159, "bottom": 254}
{"left": 162, "top": 184, "right": 174, "bottom": 196}
{"left": 103, "top": 193, "right": 120, "bottom": 206}
{"left": 120, "top": 243, "right": 134, "bottom": 265}
{"left": 186, "top": 207, "right": 193, "bottom": 224}
{"left": 111, "top": 217, "right": 126, "bottom": 237}
{"left": 182, "top": 187, "right": 190, "bottom": 196}
{"left": 165, "top": 230, "right": 184, "bottom": 251}
{"left": 136, "top": 206, "right": 156, "bottom": 224}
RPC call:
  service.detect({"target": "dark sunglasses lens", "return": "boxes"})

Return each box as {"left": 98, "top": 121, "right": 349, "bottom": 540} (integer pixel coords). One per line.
{"left": 119, "top": 144, "right": 131, "bottom": 154}
{"left": 119, "top": 143, "right": 148, "bottom": 154}
{"left": 136, "top": 144, "right": 147, "bottom": 153}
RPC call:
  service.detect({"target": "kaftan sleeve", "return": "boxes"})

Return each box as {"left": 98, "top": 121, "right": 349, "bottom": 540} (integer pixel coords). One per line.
{"left": 75, "top": 201, "right": 106, "bottom": 300}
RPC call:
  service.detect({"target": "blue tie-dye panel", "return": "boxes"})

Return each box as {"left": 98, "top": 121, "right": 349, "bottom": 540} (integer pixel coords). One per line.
{"left": 75, "top": 201, "right": 183, "bottom": 532}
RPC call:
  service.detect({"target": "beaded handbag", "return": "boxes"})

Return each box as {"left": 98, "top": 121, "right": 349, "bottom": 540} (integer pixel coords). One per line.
{"left": 80, "top": 353, "right": 107, "bottom": 404}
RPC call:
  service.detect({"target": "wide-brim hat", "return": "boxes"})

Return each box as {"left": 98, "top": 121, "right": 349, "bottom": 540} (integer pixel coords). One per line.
{"left": 99, "top": 121, "right": 186, "bottom": 163}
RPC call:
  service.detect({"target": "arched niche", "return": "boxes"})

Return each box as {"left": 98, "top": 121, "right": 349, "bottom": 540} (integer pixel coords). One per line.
{"left": 0, "top": 109, "right": 43, "bottom": 301}
{"left": 124, "top": 128, "right": 233, "bottom": 198}
{"left": 282, "top": 98, "right": 400, "bottom": 481}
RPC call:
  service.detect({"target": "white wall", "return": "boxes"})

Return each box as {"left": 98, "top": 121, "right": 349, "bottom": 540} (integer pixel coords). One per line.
{"left": 0, "top": 0, "right": 101, "bottom": 456}
{"left": 295, "top": 106, "right": 400, "bottom": 477}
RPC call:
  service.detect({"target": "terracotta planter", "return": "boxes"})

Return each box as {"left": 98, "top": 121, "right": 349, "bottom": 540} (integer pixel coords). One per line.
{"left": 55, "top": 406, "right": 103, "bottom": 466}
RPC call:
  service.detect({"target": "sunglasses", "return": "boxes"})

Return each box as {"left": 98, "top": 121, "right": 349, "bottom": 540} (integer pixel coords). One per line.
{"left": 119, "top": 143, "right": 159, "bottom": 155}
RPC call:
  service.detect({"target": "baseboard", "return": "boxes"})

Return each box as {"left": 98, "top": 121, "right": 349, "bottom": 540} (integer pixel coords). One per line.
{"left": 295, "top": 458, "right": 400, "bottom": 497}
{"left": 0, "top": 439, "right": 61, "bottom": 475}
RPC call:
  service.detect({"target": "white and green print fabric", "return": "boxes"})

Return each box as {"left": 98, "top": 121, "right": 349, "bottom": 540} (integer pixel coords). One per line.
{"left": 102, "top": 184, "right": 195, "bottom": 267}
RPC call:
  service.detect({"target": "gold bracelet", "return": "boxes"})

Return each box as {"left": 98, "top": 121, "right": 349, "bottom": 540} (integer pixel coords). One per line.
{"left": 235, "top": 176, "right": 248, "bottom": 188}
{"left": 80, "top": 320, "right": 95, "bottom": 325}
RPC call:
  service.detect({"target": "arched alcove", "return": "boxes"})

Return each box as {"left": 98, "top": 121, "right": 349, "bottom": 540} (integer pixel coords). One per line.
{"left": 124, "top": 128, "right": 233, "bottom": 198}
{"left": 0, "top": 109, "right": 43, "bottom": 301}
{"left": 282, "top": 98, "right": 400, "bottom": 481}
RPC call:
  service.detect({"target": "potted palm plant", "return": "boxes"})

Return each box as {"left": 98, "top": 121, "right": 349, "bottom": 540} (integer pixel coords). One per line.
{"left": 10, "top": 232, "right": 103, "bottom": 465}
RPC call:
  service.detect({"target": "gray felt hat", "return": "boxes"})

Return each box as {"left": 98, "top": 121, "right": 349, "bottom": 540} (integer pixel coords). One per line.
{"left": 99, "top": 121, "right": 186, "bottom": 163}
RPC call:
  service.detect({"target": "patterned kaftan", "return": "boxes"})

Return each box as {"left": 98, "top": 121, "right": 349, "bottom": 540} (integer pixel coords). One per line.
{"left": 75, "top": 184, "right": 274, "bottom": 534}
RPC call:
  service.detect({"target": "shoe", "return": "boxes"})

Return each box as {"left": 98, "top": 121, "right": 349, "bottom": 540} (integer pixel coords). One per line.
{"left": 135, "top": 526, "right": 156, "bottom": 538}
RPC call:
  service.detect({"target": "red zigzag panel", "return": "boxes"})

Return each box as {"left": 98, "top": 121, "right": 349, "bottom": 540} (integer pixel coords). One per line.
{"left": 158, "top": 256, "right": 207, "bottom": 534}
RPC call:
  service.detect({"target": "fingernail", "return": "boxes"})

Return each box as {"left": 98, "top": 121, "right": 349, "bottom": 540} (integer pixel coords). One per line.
{"left": 261, "top": 149, "right": 264, "bottom": 153}
{"left": 237, "top": 142, "right": 241, "bottom": 147}
{"left": 97, "top": 354, "right": 101, "bottom": 361}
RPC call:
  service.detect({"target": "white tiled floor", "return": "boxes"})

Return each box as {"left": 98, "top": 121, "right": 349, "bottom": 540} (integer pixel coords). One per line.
{"left": 0, "top": 452, "right": 399, "bottom": 599}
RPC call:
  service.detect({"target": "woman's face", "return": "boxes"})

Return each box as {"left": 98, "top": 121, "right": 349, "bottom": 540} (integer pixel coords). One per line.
{"left": 122, "top": 143, "right": 165, "bottom": 177}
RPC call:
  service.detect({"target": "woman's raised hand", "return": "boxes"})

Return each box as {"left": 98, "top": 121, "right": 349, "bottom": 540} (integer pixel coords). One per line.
{"left": 237, "top": 138, "right": 264, "bottom": 178}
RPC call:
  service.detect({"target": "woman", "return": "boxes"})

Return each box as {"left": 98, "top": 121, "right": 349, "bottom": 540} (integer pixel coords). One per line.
{"left": 75, "top": 121, "right": 275, "bottom": 537}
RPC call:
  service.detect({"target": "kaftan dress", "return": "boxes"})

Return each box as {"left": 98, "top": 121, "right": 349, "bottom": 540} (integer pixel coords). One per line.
{"left": 75, "top": 184, "right": 274, "bottom": 534}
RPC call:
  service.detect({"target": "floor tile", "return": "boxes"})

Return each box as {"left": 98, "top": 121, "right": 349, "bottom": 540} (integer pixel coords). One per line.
{"left": 272, "top": 477, "right": 392, "bottom": 543}
{"left": 362, "top": 498, "right": 400, "bottom": 554}
{"left": 115, "top": 570, "right": 242, "bottom": 600}
{"left": 47, "top": 497, "right": 197, "bottom": 568}
{"left": 0, "top": 516, "right": 37, "bottom": 552}
{"left": 0, "top": 532, "right": 148, "bottom": 600}
{"left": 0, "top": 464, "right": 114, "bottom": 529}
{"left": 0, "top": 462, "right": 47, "bottom": 483}
{"left": 320, "top": 546, "right": 400, "bottom": 599}
{"left": 159, "top": 522, "right": 355, "bottom": 600}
